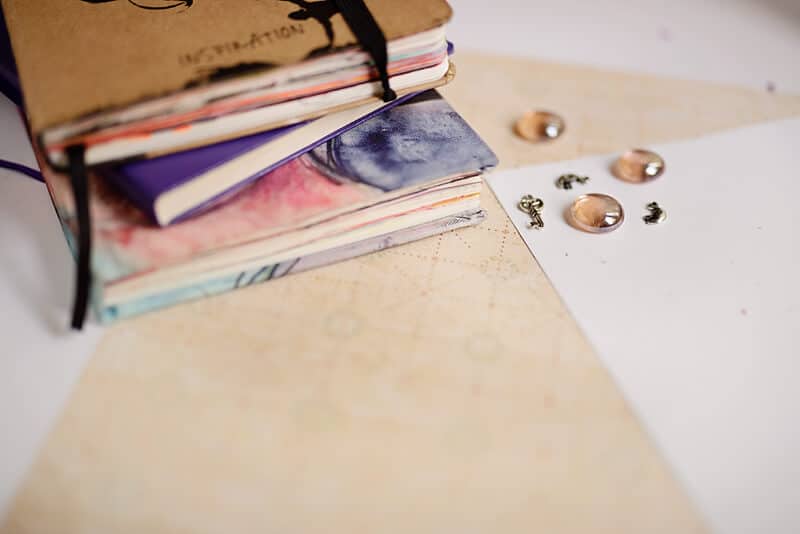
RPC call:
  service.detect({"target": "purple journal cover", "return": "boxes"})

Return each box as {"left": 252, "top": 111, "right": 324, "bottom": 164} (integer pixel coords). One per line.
{"left": 101, "top": 124, "right": 302, "bottom": 225}
{"left": 102, "top": 90, "right": 418, "bottom": 226}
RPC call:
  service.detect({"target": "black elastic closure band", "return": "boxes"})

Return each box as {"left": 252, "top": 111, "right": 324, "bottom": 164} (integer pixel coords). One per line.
{"left": 333, "top": 0, "right": 397, "bottom": 102}
{"left": 66, "top": 145, "right": 91, "bottom": 330}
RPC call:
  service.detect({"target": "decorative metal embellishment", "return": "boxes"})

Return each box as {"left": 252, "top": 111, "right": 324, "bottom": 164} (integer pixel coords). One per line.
{"left": 567, "top": 193, "right": 625, "bottom": 233}
{"left": 514, "top": 111, "right": 565, "bottom": 142}
{"left": 643, "top": 202, "right": 667, "bottom": 225}
{"left": 555, "top": 173, "right": 590, "bottom": 190}
{"left": 518, "top": 194, "right": 545, "bottom": 229}
{"left": 613, "top": 149, "right": 665, "bottom": 183}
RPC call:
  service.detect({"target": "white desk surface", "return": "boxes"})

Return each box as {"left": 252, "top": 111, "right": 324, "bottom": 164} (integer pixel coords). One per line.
{"left": 2, "top": 1, "right": 799, "bottom": 530}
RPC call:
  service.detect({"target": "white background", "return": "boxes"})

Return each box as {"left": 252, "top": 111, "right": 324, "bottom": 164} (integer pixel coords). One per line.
{"left": 2, "top": 0, "right": 799, "bottom": 528}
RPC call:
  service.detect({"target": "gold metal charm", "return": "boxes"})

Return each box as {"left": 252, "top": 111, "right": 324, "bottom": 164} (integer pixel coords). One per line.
{"left": 556, "top": 173, "right": 590, "bottom": 190}
{"left": 518, "top": 194, "right": 544, "bottom": 229}
{"left": 643, "top": 202, "right": 667, "bottom": 224}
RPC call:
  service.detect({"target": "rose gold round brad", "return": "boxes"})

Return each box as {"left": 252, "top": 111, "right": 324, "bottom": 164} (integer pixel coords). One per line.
{"left": 514, "top": 110, "right": 565, "bottom": 142}
{"left": 613, "top": 149, "right": 665, "bottom": 183}
{"left": 567, "top": 194, "right": 625, "bottom": 233}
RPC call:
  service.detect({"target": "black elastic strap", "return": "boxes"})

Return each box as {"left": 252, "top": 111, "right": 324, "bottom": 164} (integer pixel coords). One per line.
{"left": 333, "top": 0, "right": 396, "bottom": 102}
{"left": 66, "top": 145, "right": 91, "bottom": 330}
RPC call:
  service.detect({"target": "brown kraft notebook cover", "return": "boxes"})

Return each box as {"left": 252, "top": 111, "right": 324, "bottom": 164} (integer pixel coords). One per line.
{"left": 0, "top": 0, "right": 452, "bottom": 135}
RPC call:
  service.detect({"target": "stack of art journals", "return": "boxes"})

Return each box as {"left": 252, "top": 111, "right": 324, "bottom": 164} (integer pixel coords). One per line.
{"left": 0, "top": 0, "right": 497, "bottom": 325}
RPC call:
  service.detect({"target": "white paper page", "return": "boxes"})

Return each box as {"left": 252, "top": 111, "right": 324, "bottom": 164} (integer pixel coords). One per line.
{"left": 0, "top": 96, "right": 101, "bottom": 519}
{"left": 487, "top": 119, "right": 800, "bottom": 534}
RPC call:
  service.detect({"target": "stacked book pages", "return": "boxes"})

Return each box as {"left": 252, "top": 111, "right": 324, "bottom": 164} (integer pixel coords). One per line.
{"left": 0, "top": 0, "right": 497, "bottom": 326}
